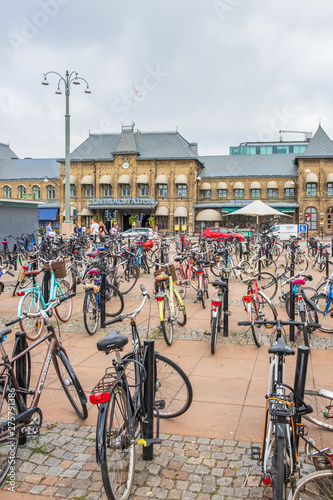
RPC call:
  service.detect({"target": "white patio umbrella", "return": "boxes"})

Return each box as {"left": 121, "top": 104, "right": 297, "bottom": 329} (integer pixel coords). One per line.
{"left": 224, "top": 200, "right": 291, "bottom": 242}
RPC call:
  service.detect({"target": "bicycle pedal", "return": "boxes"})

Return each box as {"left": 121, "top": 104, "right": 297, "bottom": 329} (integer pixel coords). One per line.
{"left": 204, "top": 330, "right": 211, "bottom": 336}
{"left": 251, "top": 446, "right": 261, "bottom": 461}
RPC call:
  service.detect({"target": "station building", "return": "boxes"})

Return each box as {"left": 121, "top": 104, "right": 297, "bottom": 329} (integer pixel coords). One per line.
{"left": 1, "top": 123, "right": 333, "bottom": 236}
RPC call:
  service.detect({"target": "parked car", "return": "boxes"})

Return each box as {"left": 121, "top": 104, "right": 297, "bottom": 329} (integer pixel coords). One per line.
{"left": 121, "top": 227, "right": 158, "bottom": 240}
{"left": 202, "top": 227, "right": 245, "bottom": 241}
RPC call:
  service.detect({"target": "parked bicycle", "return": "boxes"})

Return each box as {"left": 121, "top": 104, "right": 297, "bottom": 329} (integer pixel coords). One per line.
{"left": 89, "top": 285, "right": 192, "bottom": 499}
{"left": 0, "top": 296, "right": 87, "bottom": 485}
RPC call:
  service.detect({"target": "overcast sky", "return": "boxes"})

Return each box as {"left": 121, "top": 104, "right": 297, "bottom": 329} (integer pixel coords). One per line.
{"left": 1, "top": 0, "right": 333, "bottom": 159}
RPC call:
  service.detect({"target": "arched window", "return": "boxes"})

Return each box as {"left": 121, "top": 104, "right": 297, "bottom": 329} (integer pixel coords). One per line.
{"left": 103, "top": 184, "right": 112, "bottom": 197}
{"left": 85, "top": 184, "right": 94, "bottom": 197}
{"left": 3, "top": 185, "right": 11, "bottom": 198}
{"left": 70, "top": 184, "right": 76, "bottom": 197}
{"left": 18, "top": 185, "right": 26, "bottom": 199}
{"left": 305, "top": 207, "right": 317, "bottom": 230}
{"left": 47, "top": 185, "right": 55, "bottom": 199}
{"left": 32, "top": 185, "right": 40, "bottom": 200}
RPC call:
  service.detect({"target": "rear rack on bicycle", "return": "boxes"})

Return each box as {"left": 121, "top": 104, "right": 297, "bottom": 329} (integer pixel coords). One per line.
{"left": 268, "top": 397, "right": 295, "bottom": 418}
{"left": 91, "top": 368, "right": 122, "bottom": 394}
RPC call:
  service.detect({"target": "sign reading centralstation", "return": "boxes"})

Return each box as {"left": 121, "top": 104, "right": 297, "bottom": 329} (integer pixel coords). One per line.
{"left": 87, "top": 198, "right": 155, "bottom": 205}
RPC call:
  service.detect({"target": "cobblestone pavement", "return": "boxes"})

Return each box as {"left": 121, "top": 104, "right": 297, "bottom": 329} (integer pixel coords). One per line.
{"left": 1, "top": 422, "right": 317, "bottom": 499}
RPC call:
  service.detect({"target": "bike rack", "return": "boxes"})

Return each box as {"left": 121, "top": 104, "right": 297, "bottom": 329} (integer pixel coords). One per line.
{"left": 142, "top": 339, "right": 161, "bottom": 460}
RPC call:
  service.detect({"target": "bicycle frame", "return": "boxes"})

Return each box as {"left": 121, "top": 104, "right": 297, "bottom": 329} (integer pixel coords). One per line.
{"left": 17, "top": 267, "right": 66, "bottom": 314}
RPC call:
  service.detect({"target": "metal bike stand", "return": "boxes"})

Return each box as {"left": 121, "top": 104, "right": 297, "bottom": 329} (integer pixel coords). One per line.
{"left": 289, "top": 241, "right": 296, "bottom": 342}
{"left": 293, "top": 345, "right": 310, "bottom": 449}
{"left": 223, "top": 276, "right": 229, "bottom": 337}
{"left": 100, "top": 271, "right": 106, "bottom": 329}
{"left": 142, "top": 339, "right": 161, "bottom": 460}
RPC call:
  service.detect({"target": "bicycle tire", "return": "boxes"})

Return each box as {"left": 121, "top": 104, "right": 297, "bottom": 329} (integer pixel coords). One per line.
{"left": 217, "top": 301, "right": 223, "bottom": 333}
{"left": 285, "top": 295, "right": 319, "bottom": 332}
{"left": 303, "top": 388, "right": 333, "bottom": 431}
{"left": 310, "top": 294, "right": 333, "bottom": 333}
{"left": 211, "top": 315, "right": 218, "bottom": 354}
{"left": 175, "top": 267, "right": 187, "bottom": 300}
{"left": 55, "top": 279, "right": 73, "bottom": 322}
{"left": 273, "top": 433, "right": 287, "bottom": 500}
{"left": 257, "top": 272, "right": 278, "bottom": 301}
{"left": 53, "top": 349, "right": 88, "bottom": 420}
{"left": 104, "top": 282, "right": 124, "bottom": 318}
{"left": 174, "top": 289, "right": 186, "bottom": 327}
{"left": 116, "top": 263, "right": 139, "bottom": 295}
{"left": 0, "top": 383, "right": 21, "bottom": 486}
{"left": 64, "top": 267, "right": 76, "bottom": 292}
{"left": 289, "top": 469, "right": 333, "bottom": 499}
{"left": 122, "top": 352, "right": 193, "bottom": 418}
{"left": 294, "top": 250, "right": 309, "bottom": 272}
{"left": 19, "top": 291, "right": 45, "bottom": 341}
{"left": 83, "top": 291, "right": 99, "bottom": 335}
{"left": 101, "top": 384, "right": 135, "bottom": 500}
{"left": 250, "top": 291, "right": 278, "bottom": 347}
{"left": 160, "top": 294, "right": 173, "bottom": 346}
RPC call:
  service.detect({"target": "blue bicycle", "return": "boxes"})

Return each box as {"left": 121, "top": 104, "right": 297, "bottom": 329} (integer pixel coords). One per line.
{"left": 311, "top": 281, "right": 333, "bottom": 333}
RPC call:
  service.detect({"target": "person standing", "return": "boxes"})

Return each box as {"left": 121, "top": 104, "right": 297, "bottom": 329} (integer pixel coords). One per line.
{"left": 45, "top": 222, "right": 53, "bottom": 237}
{"left": 99, "top": 221, "right": 108, "bottom": 243}
{"left": 89, "top": 218, "right": 99, "bottom": 245}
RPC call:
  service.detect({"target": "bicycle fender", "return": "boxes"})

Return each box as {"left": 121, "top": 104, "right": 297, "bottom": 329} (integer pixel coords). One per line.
{"left": 158, "top": 300, "right": 164, "bottom": 321}
{"left": 276, "top": 422, "right": 285, "bottom": 438}
{"left": 96, "top": 401, "right": 109, "bottom": 465}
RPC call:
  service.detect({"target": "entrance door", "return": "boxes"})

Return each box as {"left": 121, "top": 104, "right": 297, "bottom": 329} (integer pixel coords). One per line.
{"left": 326, "top": 207, "right": 333, "bottom": 234}
{"left": 122, "top": 213, "right": 131, "bottom": 232}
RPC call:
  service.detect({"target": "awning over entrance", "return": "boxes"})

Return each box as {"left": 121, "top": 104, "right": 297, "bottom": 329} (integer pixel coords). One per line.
{"left": 196, "top": 209, "right": 222, "bottom": 221}
{"left": 155, "top": 205, "right": 169, "bottom": 216}
{"left": 38, "top": 207, "right": 58, "bottom": 221}
{"left": 173, "top": 206, "right": 188, "bottom": 217}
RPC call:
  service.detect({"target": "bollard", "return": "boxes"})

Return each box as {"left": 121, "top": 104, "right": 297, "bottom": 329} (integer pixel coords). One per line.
{"left": 293, "top": 345, "right": 310, "bottom": 448}
{"left": 142, "top": 339, "right": 155, "bottom": 460}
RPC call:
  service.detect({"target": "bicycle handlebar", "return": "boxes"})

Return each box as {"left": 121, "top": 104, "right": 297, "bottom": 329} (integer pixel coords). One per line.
{"left": 105, "top": 285, "right": 149, "bottom": 325}
{"left": 238, "top": 319, "right": 321, "bottom": 329}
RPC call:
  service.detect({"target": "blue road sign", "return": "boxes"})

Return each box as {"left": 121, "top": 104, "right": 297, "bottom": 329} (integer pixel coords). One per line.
{"left": 299, "top": 224, "right": 308, "bottom": 233}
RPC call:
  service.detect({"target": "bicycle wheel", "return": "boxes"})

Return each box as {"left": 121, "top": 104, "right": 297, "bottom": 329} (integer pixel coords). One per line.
{"left": 260, "top": 256, "right": 277, "bottom": 275}
{"left": 250, "top": 291, "right": 278, "bottom": 347}
{"left": 53, "top": 349, "right": 88, "bottom": 420}
{"left": 174, "top": 288, "right": 186, "bottom": 326}
{"left": 19, "top": 291, "right": 45, "bottom": 341}
{"left": 272, "top": 434, "right": 288, "bottom": 500}
{"left": 310, "top": 294, "right": 333, "bottom": 333}
{"left": 105, "top": 282, "right": 124, "bottom": 318}
{"left": 211, "top": 315, "right": 218, "bottom": 354}
{"left": 116, "top": 263, "right": 138, "bottom": 295}
{"left": 64, "top": 266, "right": 76, "bottom": 292}
{"left": 289, "top": 469, "right": 333, "bottom": 499}
{"left": 0, "top": 383, "right": 21, "bottom": 486}
{"left": 294, "top": 250, "right": 309, "bottom": 272}
{"left": 303, "top": 389, "right": 333, "bottom": 431}
{"left": 122, "top": 352, "right": 193, "bottom": 418}
{"left": 83, "top": 291, "right": 99, "bottom": 335}
{"left": 175, "top": 267, "right": 187, "bottom": 300}
{"left": 285, "top": 295, "right": 319, "bottom": 331}
{"left": 55, "top": 279, "right": 73, "bottom": 322}
{"left": 160, "top": 295, "right": 173, "bottom": 346}
{"left": 257, "top": 272, "right": 278, "bottom": 301}
{"left": 101, "top": 384, "right": 135, "bottom": 500}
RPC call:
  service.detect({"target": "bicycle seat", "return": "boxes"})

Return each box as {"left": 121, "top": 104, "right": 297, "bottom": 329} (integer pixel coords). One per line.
{"left": 86, "top": 252, "right": 97, "bottom": 258}
{"left": 25, "top": 270, "right": 40, "bottom": 277}
{"left": 88, "top": 268, "right": 100, "bottom": 276}
{"left": 212, "top": 280, "right": 228, "bottom": 289}
{"left": 292, "top": 279, "right": 306, "bottom": 286}
{"left": 268, "top": 337, "right": 295, "bottom": 356}
{"left": 97, "top": 331, "right": 128, "bottom": 351}
{"left": 302, "top": 274, "right": 313, "bottom": 281}
{"left": 196, "top": 259, "right": 205, "bottom": 264}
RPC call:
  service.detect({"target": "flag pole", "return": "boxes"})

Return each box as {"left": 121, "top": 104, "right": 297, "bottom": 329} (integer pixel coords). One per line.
{"left": 132, "top": 82, "right": 135, "bottom": 127}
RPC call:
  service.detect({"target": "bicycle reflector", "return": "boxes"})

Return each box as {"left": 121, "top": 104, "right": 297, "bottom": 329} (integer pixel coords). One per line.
{"left": 17, "top": 291, "right": 25, "bottom": 296}
{"left": 262, "top": 476, "right": 271, "bottom": 486}
{"left": 156, "top": 296, "right": 164, "bottom": 302}
{"left": 212, "top": 299, "right": 222, "bottom": 307}
{"left": 89, "top": 392, "right": 110, "bottom": 405}
{"left": 243, "top": 295, "right": 253, "bottom": 302}
{"left": 22, "top": 265, "right": 29, "bottom": 270}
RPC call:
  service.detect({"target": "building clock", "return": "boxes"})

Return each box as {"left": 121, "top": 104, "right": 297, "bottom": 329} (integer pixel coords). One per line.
{"left": 122, "top": 161, "right": 129, "bottom": 169}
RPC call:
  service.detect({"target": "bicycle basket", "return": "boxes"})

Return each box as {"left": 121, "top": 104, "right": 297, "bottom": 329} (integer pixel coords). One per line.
{"left": 143, "top": 239, "right": 154, "bottom": 250}
{"left": 43, "top": 260, "right": 66, "bottom": 279}
{"left": 153, "top": 264, "right": 177, "bottom": 282}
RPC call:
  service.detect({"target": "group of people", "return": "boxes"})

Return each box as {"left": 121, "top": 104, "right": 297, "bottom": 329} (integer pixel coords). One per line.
{"left": 88, "top": 218, "right": 119, "bottom": 243}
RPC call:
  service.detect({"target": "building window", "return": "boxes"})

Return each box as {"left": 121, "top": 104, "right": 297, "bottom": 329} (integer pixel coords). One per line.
{"left": 234, "top": 189, "right": 244, "bottom": 199}
{"left": 158, "top": 184, "right": 168, "bottom": 197}
{"left": 47, "top": 185, "right": 55, "bottom": 200}
{"left": 18, "top": 185, "right": 26, "bottom": 199}
{"left": 103, "top": 184, "right": 112, "bottom": 197}
{"left": 305, "top": 207, "right": 317, "bottom": 230}
{"left": 293, "top": 145, "right": 307, "bottom": 153}
{"left": 276, "top": 145, "right": 289, "bottom": 154}
{"left": 285, "top": 188, "right": 295, "bottom": 198}
{"left": 306, "top": 183, "right": 317, "bottom": 197}
{"left": 70, "top": 184, "right": 76, "bottom": 197}
{"left": 177, "top": 184, "right": 187, "bottom": 197}
{"left": 121, "top": 184, "right": 130, "bottom": 197}
{"left": 251, "top": 189, "right": 260, "bottom": 198}
{"left": 3, "top": 185, "right": 11, "bottom": 198}
{"left": 138, "top": 184, "right": 149, "bottom": 197}
{"left": 239, "top": 146, "right": 256, "bottom": 155}
{"left": 32, "top": 185, "right": 40, "bottom": 200}
{"left": 218, "top": 189, "right": 227, "bottom": 199}
{"left": 85, "top": 184, "right": 94, "bottom": 197}
{"left": 268, "top": 189, "right": 278, "bottom": 198}
{"left": 157, "top": 215, "right": 168, "bottom": 230}
{"left": 201, "top": 189, "right": 211, "bottom": 199}
{"left": 328, "top": 183, "right": 333, "bottom": 197}
{"left": 260, "top": 146, "right": 273, "bottom": 154}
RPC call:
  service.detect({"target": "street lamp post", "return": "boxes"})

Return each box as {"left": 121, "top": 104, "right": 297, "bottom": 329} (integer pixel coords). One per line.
{"left": 42, "top": 70, "right": 91, "bottom": 232}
